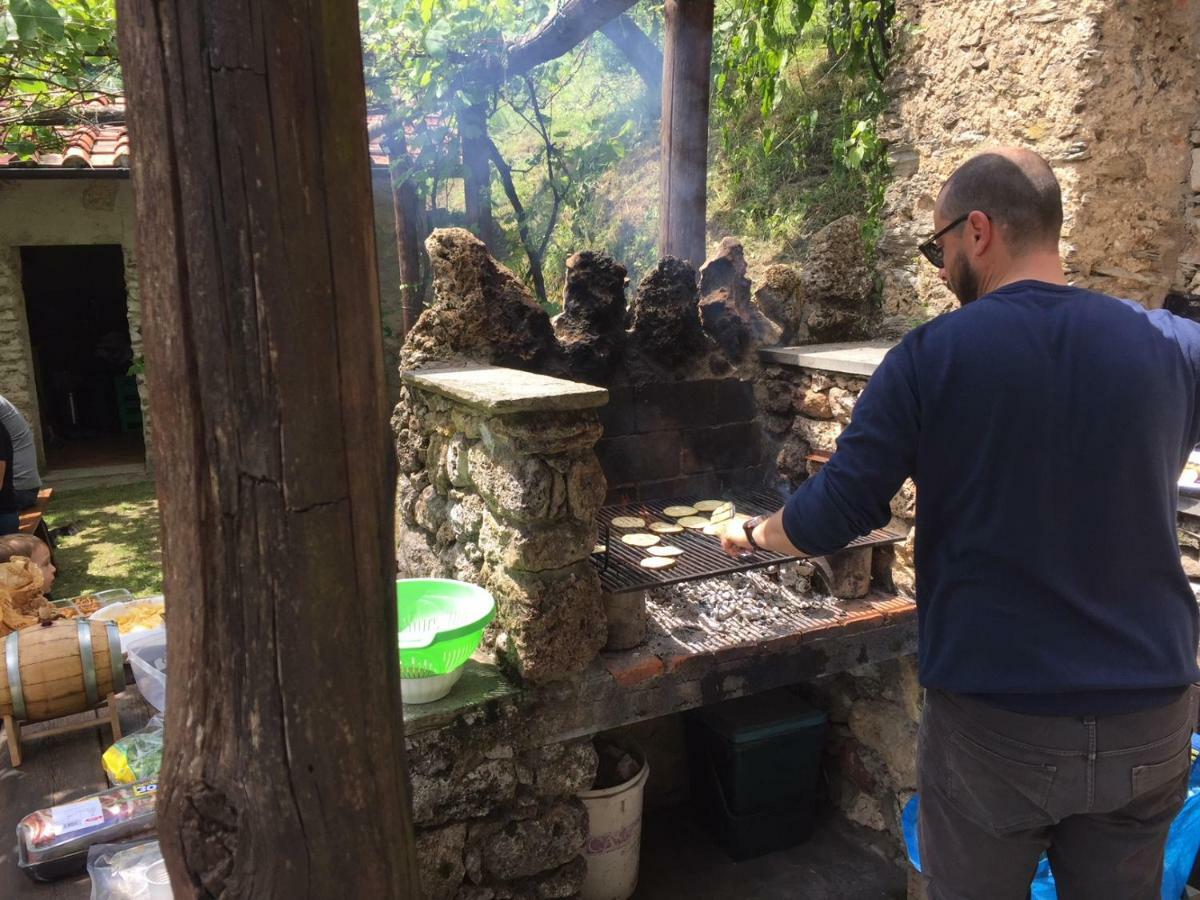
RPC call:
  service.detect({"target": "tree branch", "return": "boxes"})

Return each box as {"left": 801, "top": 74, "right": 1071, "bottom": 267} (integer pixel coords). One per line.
{"left": 600, "top": 13, "right": 662, "bottom": 104}
{"left": 506, "top": 0, "right": 640, "bottom": 79}
{"left": 486, "top": 137, "right": 548, "bottom": 305}
{"left": 522, "top": 75, "right": 565, "bottom": 262}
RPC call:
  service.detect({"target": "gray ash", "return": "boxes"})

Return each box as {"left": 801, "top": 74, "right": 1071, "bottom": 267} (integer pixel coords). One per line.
{"left": 642, "top": 562, "right": 849, "bottom": 655}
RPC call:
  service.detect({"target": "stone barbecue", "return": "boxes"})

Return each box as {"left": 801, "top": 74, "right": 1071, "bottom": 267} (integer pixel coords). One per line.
{"left": 394, "top": 227, "right": 922, "bottom": 899}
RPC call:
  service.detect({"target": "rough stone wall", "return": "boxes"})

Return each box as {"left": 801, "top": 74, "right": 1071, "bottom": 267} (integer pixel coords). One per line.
{"left": 1175, "top": 126, "right": 1200, "bottom": 295}
{"left": 121, "top": 247, "right": 153, "bottom": 471}
{"left": 0, "top": 248, "right": 39, "bottom": 452}
{"left": 394, "top": 380, "right": 608, "bottom": 683}
{"left": 881, "top": 0, "right": 1200, "bottom": 319}
{"left": 757, "top": 364, "right": 916, "bottom": 592}
{"left": 805, "top": 657, "right": 922, "bottom": 859}
{"left": 408, "top": 715, "right": 598, "bottom": 900}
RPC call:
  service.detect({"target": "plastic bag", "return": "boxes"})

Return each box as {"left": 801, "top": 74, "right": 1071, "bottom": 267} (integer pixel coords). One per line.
{"left": 88, "top": 839, "right": 173, "bottom": 899}
{"left": 103, "top": 715, "right": 164, "bottom": 784}
{"left": 903, "top": 733, "right": 1200, "bottom": 899}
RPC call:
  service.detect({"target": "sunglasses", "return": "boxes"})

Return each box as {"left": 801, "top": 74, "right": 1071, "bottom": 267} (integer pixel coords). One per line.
{"left": 918, "top": 212, "right": 972, "bottom": 269}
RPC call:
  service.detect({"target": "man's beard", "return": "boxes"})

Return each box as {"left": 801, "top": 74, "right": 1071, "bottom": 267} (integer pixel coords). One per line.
{"left": 949, "top": 254, "right": 981, "bottom": 305}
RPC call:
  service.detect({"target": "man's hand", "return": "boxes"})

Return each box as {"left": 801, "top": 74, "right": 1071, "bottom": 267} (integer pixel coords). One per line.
{"left": 720, "top": 519, "right": 753, "bottom": 558}
{"left": 719, "top": 510, "right": 806, "bottom": 558}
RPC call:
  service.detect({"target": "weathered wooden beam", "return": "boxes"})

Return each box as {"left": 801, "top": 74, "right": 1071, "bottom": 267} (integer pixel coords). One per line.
{"left": 659, "top": 0, "right": 715, "bottom": 269}
{"left": 115, "top": 0, "right": 419, "bottom": 895}
{"left": 460, "top": 100, "right": 498, "bottom": 251}
{"left": 385, "top": 134, "right": 426, "bottom": 337}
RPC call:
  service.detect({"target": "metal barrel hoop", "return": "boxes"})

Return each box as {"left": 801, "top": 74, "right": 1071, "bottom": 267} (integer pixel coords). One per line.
{"left": 105, "top": 621, "right": 126, "bottom": 694}
{"left": 5, "top": 631, "right": 25, "bottom": 722}
{"left": 77, "top": 620, "right": 99, "bottom": 708}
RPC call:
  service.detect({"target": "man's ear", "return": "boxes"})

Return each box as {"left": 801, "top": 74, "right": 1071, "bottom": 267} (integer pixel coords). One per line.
{"left": 966, "top": 209, "right": 993, "bottom": 257}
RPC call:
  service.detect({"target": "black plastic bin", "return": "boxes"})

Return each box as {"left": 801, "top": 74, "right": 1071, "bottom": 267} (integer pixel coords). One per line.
{"left": 687, "top": 689, "right": 828, "bottom": 860}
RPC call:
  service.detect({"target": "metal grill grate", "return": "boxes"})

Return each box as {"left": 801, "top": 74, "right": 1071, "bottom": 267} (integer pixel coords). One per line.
{"left": 592, "top": 487, "right": 904, "bottom": 595}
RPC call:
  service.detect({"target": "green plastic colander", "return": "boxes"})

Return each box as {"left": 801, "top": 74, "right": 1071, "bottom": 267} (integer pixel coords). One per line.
{"left": 396, "top": 579, "right": 495, "bottom": 678}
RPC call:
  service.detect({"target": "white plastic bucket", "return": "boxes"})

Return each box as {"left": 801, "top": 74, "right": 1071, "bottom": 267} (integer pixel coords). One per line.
{"left": 578, "top": 749, "right": 650, "bottom": 900}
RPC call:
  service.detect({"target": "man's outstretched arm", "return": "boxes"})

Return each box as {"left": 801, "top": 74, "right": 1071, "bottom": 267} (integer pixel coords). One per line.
{"left": 722, "top": 340, "right": 920, "bottom": 558}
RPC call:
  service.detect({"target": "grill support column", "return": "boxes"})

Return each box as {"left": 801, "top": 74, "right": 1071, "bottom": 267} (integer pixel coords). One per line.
{"left": 603, "top": 589, "right": 649, "bottom": 650}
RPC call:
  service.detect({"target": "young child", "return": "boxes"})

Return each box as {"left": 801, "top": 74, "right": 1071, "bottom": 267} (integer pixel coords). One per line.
{"left": 0, "top": 534, "right": 55, "bottom": 595}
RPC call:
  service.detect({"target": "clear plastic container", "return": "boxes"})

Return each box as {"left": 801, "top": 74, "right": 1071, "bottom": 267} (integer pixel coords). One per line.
{"left": 55, "top": 589, "right": 136, "bottom": 618}
{"left": 127, "top": 635, "right": 166, "bottom": 712}
{"left": 17, "top": 782, "right": 158, "bottom": 882}
{"left": 90, "top": 596, "right": 166, "bottom": 642}
{"left": 88, "top": 839, "right": 174, "bottom": 899}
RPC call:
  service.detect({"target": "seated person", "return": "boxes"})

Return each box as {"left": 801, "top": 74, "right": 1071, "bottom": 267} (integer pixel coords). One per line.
{"left": 0, "top": 534, "right": 55, "bottom": 595}
{"left": 0, "top": 396, "right": 41, "bottom": 510}
{"left": 0, "top": 424, "right": 16, "bottom": 534}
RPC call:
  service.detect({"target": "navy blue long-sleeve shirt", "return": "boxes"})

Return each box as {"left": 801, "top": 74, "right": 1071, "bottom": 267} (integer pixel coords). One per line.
{"left": 782, "top": 280, "right": 1200, "bottom": 715}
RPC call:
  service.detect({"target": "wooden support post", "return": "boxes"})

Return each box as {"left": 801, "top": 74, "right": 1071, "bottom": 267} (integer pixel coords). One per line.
{"left": 2, "top": 696, "right": 122, "bottom": 768}
{"left": 4, "top": 715, "right": 20, "bottom": 768}
{"left": 107, "top": 693, "right": 123, "bottom": 742}
{"left": 386, "top": 133, "right": 426, "bottom": 337}
{"left": 115, "top": 0, "right": 419, "bottom": 895}
{"left": 659, "top": 0, "right": 715, "bottom": 269}
{"left": 461, "top": 101, "right": 498, "bottom": 251}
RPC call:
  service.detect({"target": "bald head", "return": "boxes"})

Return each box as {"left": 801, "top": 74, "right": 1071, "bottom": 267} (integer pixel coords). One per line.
{"left": 938, "top": 149, "right": 1063, "bottom": 255}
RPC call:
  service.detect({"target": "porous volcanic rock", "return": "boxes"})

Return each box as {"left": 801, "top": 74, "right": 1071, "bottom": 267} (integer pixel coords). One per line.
{"left": 698, "top": 237, "right": 784, "bottom": 358}
{"left": 401, "top": 228, "right": 559, "bottom": 372}
{"left": 553, "top": 250, "right": 628, "bottom": 383}
{"left": 624, "top": 256, "right": 730, "bottom": 380}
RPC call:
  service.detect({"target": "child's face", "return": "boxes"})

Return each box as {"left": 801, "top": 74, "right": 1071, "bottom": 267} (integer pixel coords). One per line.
{"left": 31, "top": 543, "right": 54, "bottom": 593}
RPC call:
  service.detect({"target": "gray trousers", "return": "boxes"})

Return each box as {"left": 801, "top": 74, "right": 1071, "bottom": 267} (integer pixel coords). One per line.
{"left": 917, "top": 687, "right": 1197, "bottom": 900}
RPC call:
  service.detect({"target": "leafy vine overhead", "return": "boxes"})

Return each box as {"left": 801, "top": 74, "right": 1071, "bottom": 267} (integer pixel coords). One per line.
{"left": 1, "top": 0, "right": 121, "bottom": 158}
{"left": 711, "top": 0, "right": 895, "bottom": 259}
{"left": 713, "top": 0, "right": 894, "bottom": 149}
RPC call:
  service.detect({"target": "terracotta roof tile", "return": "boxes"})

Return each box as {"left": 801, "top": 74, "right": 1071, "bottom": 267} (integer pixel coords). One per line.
{"left": 2, "top": 112, "right": 388, "bottom": 170}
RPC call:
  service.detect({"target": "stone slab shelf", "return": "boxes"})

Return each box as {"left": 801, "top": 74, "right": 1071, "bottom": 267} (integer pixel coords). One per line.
{"left": 759, "top": 340, "right": 897, "bottom": 377}
{"left": 402, "top": 365, "right": 608, "bottom": 413}
{"left": 402, "top": 591, "right": 917, "bottom": 745}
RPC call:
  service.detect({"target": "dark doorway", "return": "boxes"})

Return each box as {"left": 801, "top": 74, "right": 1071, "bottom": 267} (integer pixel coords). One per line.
{"left": 20, "top": 245, "right": 145, "bottom": 471}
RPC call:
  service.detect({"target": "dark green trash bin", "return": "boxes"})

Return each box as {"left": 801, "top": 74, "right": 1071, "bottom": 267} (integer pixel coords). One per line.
{"left": 688, "top": 689, "right": 828, "bottom": 860}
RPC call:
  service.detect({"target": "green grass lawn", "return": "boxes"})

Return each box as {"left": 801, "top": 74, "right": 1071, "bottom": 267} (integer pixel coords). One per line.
{"left": 46, "top": 481, "right": 163, "bottom": 600}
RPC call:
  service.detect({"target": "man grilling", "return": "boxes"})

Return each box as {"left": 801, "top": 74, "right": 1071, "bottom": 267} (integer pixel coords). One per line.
{"left": 722, "top": 147, "right": 1200, "bottom": 899}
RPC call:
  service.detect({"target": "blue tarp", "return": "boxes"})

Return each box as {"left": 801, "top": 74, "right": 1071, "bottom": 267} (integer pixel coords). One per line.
{"left": 903, "top": 734, "right": 1200, "bottom": 899}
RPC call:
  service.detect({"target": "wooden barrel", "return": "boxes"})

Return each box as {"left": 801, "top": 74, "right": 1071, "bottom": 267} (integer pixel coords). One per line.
{"left": 0, "top": 620, "right": 125, "bottom": 722}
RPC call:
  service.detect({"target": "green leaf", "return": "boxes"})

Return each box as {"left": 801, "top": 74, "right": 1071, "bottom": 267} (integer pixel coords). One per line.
{"left": 774, "top": 0, "right": 796, "bottom": 36}
{"left": 12, "top": 0, "right": 64, "bottom": 41}
{"left": 420, "top": 0, "right": 435, "bottom": 25}
{"left": 10, "top": 0, "right": 40, "bottom": 41}
{"left": 424, "top": 19, "right": 451, "bottom": 58}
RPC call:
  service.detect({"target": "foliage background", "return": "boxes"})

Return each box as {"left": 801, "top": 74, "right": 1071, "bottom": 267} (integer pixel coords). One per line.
{"left": 1, "top": 0, "right": 120, "bottom": 156}
{"left": 361, "top": 0, "right": 894, "bottom": 307}
{"left": 3, "top": 0, "right": 893, "bottom": 305}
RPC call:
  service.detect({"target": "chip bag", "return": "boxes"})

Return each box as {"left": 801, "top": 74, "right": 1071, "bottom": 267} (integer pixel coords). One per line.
{"left": 102, "top": 716, "right": 164, "bottom": 785}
